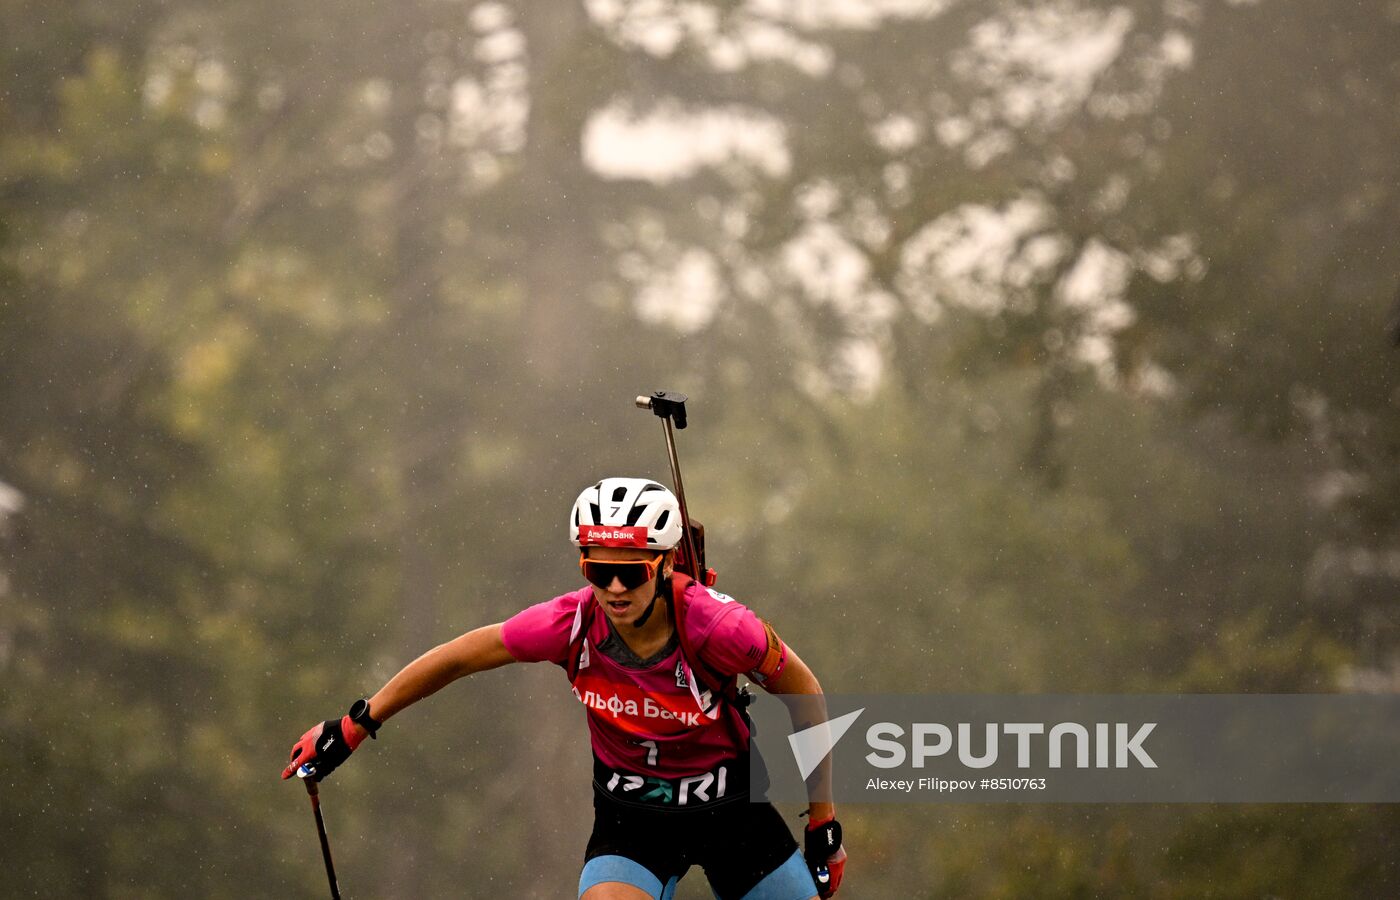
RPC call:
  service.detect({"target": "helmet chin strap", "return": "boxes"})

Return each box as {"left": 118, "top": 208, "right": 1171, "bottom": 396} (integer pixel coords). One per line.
{"left": 631, "top": 562, "right": 669, "bottom": 629}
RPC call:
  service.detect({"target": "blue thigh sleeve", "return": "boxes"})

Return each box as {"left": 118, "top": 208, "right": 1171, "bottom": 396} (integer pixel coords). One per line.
{"left": 733, "top": 850, "right": 818, "bottom": 900}
{"left": 579, "top": 855, "right": 681, "bottom": 899}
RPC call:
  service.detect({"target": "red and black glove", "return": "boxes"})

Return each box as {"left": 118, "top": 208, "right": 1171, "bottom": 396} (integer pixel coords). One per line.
{"left": 281, "top": 715, "right": 367, "bottom": 782}
{"left": 804, "top": 815, "right": 847, "bottom": 898}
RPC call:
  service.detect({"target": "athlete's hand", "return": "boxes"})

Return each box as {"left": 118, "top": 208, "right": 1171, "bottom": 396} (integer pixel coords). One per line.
{"left": 804, "top": 815, "right": 847, "bottom": 898}
{"left": 281, "top": 716, "right": 366, "bottom": 782}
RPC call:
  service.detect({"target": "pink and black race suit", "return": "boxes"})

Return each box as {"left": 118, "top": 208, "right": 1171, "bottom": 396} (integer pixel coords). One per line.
{"left": 502, "top": 581, "right": 786, "bottom": 805}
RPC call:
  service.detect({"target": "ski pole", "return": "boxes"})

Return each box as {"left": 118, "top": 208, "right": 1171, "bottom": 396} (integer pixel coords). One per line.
{"left": 635, "top": 390, "right": 702, "bottom": 581}
{"left": 299, "top": 768, "right": 342, "bottom": 900}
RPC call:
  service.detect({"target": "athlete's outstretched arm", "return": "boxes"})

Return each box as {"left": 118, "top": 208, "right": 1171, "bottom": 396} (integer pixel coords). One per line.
{"left": 763, "top": 646, "right": 835, "bottom": 824}
{"left": 362, "top": 623, "right": 517, "bottom": 731}
{"left": 283, "top": 623, "right": 519, "bottom": 781}
{"left": 763, "top": 645, "right": 847, "bottom": 897}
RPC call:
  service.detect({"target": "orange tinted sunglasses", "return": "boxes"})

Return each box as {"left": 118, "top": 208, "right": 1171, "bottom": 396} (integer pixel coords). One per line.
{"left": 579, "top": 554, "right": 660, "bottom": 590}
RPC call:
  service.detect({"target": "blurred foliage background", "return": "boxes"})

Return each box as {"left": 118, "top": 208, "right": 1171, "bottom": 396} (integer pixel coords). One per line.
{"left": 2, "top": 0, "right": 1399, "bottom": 896}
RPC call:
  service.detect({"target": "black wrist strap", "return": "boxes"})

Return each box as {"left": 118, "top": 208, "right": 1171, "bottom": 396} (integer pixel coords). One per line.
{"left": 349, "top": 698, "right": 382, "bottom": 738}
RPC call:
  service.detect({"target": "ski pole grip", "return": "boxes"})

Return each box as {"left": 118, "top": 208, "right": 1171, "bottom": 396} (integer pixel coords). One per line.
{"left": 637, "top": 391, "right": 688, "bottom": 429}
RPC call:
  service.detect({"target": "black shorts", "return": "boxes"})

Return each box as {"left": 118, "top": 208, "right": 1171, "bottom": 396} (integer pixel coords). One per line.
{"left": 584, "top": 788, "right": 800, "bottom": 899}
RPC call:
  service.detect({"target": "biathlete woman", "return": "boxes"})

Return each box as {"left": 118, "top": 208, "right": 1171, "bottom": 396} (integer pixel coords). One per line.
{"left": 284, "top": 477, "right": 847, "bottom": 899}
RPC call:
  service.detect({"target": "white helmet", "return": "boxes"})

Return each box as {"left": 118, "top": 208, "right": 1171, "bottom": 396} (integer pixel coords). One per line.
{"left": 570, "top": 477, "right": 683, "bottom": 550}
